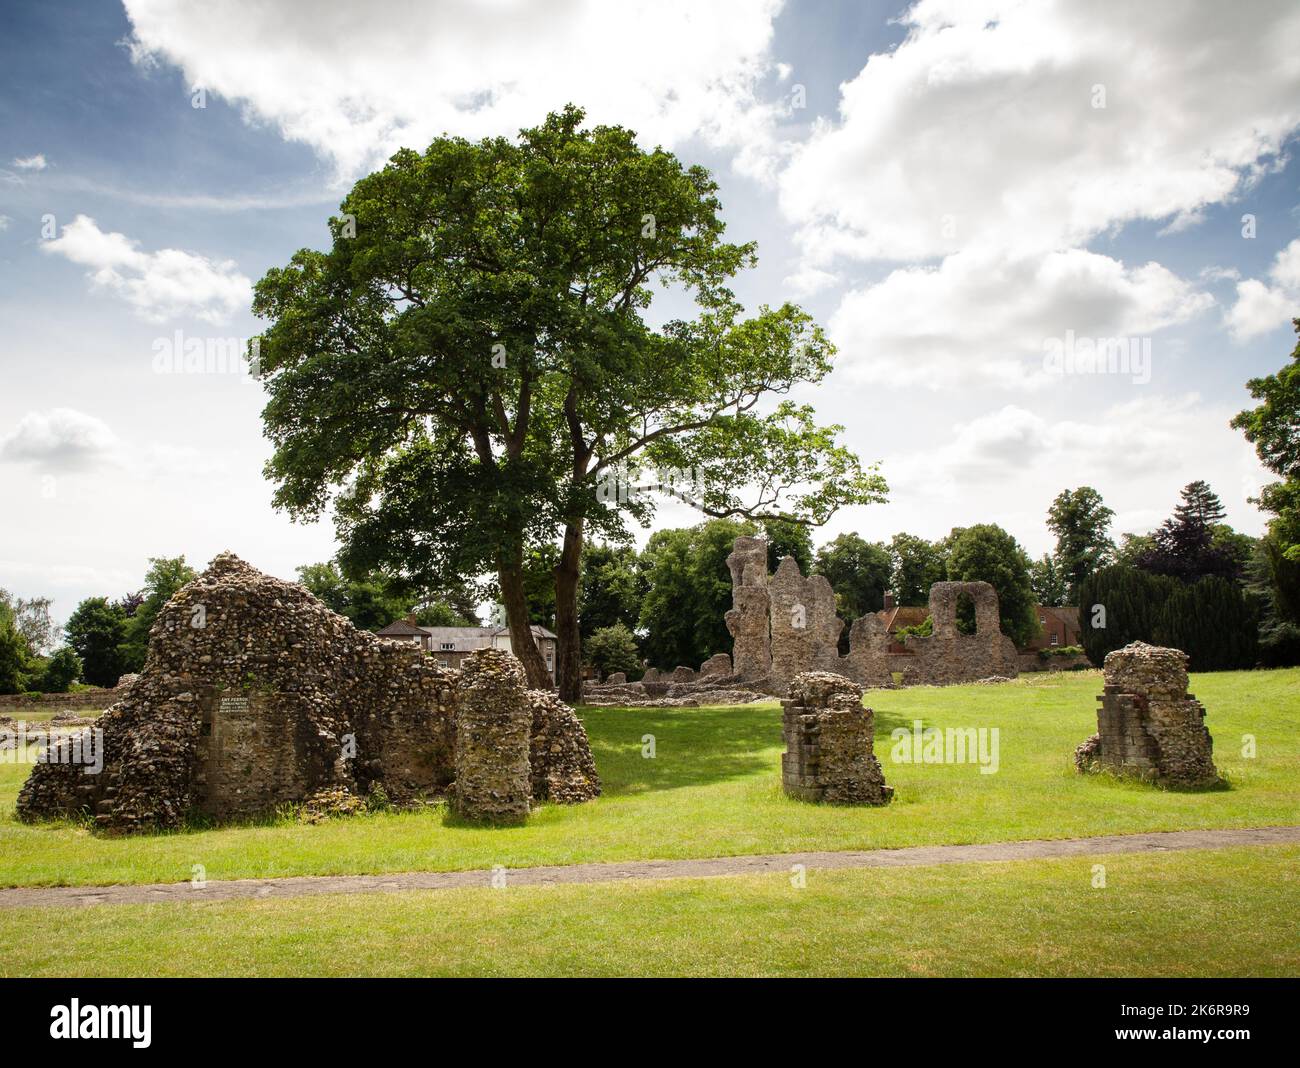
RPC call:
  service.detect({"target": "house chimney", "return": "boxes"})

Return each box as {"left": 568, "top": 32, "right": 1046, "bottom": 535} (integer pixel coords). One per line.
{"left": 404, "top": 611, "right": 418, "bottom": 626}
{"left": 883, "top": 591, "right": 895, "bottom": 611}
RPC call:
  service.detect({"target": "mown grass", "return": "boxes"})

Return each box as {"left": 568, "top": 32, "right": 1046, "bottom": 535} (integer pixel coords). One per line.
{"left": 1, "top": 668, "right": 1296, "bottom": 889}
{"left": 3, "top": 845, "right": 1296, "bottom": 977}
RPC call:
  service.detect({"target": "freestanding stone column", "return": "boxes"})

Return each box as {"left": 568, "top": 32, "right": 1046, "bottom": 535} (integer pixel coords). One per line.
{"left": 454, "top": 648, "right": 532, "bottom": 823}
{"left": 781, "top": 671, "right": 892, "bottom": 804}
{"left": 725, "top": 536, "right": 772, "bottom": 680}
{"left": 1076, "top": 641, "right": 1219, "bottom": 787}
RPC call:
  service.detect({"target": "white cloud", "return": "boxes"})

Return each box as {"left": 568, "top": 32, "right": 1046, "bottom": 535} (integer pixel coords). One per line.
{"left": 11, "top": 154, "right": 47, "bottom": 171}
{"left": 828, "top": 247, "right": 1212, "bottom": 389}
{"left": 779, "top": 0, "right": 1300, "bottom": 265}
{"left": 0, "top": 409, "right": 123, "bottom": 471}
{"left": 1225, "top": 238, "right": 1300, "bottom": 341}
{"left": 0, "top": 214, "right": 10, "bottom": 232}
{"left": 869, "top": 393, "right": 1269, "bottom": 552}
{"left": 41, "top": 215, "right": 251, "bottom": 323}
{"left": 122, "top": 0, "right": 786, "bottom": 181}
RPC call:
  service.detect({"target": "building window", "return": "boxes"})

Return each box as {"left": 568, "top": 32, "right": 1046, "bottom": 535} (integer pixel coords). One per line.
{"left": 546, "top": 654, "right": 554, "bottom": 671}
{"left": 1050, "top": 633, "right": 1059, "bottom": 646}
{"left": 440, "top": 642, "right": 454, "bottom": 651}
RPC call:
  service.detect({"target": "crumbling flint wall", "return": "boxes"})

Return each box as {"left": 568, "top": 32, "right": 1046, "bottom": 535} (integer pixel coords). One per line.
{"left": 1076, "top": 641, "right": 1219, "bottom": 788}
{"left": 17, "top": 553, "right": 599, "bottom": 833}
{"left": 781, "top": 672, "right": 892, "bottom": 804}
{"left": 720, "top": 538, "right": 1016, "bottom": 696}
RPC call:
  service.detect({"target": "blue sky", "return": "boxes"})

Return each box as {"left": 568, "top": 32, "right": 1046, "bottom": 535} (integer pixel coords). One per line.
{"left": 2, "top": 0, "right": 1299, "bottom": 624}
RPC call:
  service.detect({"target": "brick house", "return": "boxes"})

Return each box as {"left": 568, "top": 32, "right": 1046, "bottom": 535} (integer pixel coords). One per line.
{"left": 1023, "top": 605, "right": 1082, "bottom": 650}
{"left": 374, "top": 617, "right": 559, "bottom": 681}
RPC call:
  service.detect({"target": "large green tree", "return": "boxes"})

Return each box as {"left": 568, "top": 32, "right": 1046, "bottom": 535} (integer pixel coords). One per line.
{"left": 64, "top": 597, "right": 129, "bottom": 687}
{"left": 1045, "top": 486, "right": 1114, "bottom": 602}
{"left": 584, "top": 623, "right": 642, "bottom": 681}
{"left": 1137, "top": 481, "right": 1239, "bottom": 582}
{"left": 944, "top": 524, "right": 1038, "bottom": 645}
{"left": 638, "top": 518, "right": 755, "bottom": 670}
{"left": 577, "top": 542, "right": 644, "bottom": 640}
{"left": 814, "top": 533, "right": 891, "bottom": 651}
{"left": 888, "top": 533, "right": 948, "bottom": 606}
{"left": 252, "top": 106, "right": 885, "bottom": 699}
{"left": 119, "top": 557, "right": 198, "bottom": 672}
{"left": 1232, "top": 318, "right": 1300, "bottom": 559}
{"left": 1029, "top": 553, "right": 1069, "bottom": 607}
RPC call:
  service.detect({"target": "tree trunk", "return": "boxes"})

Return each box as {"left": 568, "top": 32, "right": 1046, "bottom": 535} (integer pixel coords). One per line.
{"left": 497, "top": 557, "right": 552, "bottom": 690}
{"left": 554, "top": 518, "right": 585, "bottom": 703}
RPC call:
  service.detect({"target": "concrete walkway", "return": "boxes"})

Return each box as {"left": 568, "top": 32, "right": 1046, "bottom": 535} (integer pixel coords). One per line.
{"left": 3, "top": 825, "right": 1297, "bottom": 909}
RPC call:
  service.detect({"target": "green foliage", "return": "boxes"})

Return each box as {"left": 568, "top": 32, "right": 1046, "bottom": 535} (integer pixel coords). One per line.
{"left": 0, "top": 591, "right": 55, "bottom": 657}
{"left": 1046, "top": 486, "right": 1114, "bottom": 602}
{"left": 578, "top": 543, "right": 644, "bottom": 640}
{"left": 1115, "top": 533, "right": 1156, "bottom": 566}
{"left": 888, "top": 533, "right": 948, "bottom": 606}
{"left": 297, "top": 560, "right": 476, "bottom": 630}
{"left": 119, "top": 557, "right": 198, "bottom": 672}
{"left": 945, "top": 524, "right": 1038, "bottom": 646}
{"left": 1077, "top": 566, "right": 1180, "bottom": 664}
{"left": 1078, "top": 565, "right": 1256, "bottom": 671}
{"left": 0, "top": 614, "right": 31, "bottom": 695}
{"left": 1136, "top": 481, "right": 1239, "bottom": 582}
{"left": 762, "top": 518, "right": 814, "bottom": 575}
{"left": 584, "top": 623, "right": 643, "bottom": 681}
{"left": 895, "top": 616, "right": 933, "bottom": 640}
{"left": 1029, "top": 553, "right": 1069, "bottom": 607}
{"left": 64, "top": 597, "right": 128, "bottom": 687}
{"left": 1233, "top": 318, "right": 1300, "bottom": 561}
{"left": 250, "top": 105, "right": 886, "bottom": 698}
{"left": 38, "top": 647, "right": 82, "bottom": 693}
{"left": 638, "top": 518, "right": 755, "bottom": 669}
{"left": 1154, "top": 576, "right": 1258, "bottom": 672}
{"left": 814, "top": 533, "right": 891, "bottom": 651}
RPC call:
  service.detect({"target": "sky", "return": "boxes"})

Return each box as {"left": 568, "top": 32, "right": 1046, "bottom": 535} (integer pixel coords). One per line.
{"left": 2, "top": 0, "right": 1299, "bottom": 627}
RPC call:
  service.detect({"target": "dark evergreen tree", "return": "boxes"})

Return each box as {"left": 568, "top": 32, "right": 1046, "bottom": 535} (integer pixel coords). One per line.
{"left": 1137, "top": 481, "right": 1239, "bottom": 582}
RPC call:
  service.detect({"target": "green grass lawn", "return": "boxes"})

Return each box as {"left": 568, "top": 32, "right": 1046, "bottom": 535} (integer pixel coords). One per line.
{"left": 3, "top": 845, "right": 1296, "bottom": 977}
{"left": 1, "top": 668, "right": 1297, "bottom": 889}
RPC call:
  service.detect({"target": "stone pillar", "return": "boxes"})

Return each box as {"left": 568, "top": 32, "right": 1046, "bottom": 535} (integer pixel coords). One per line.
{"left": 1078, "top": 642, "right": 1218, "bottom": 787}
{"left": 454, "top": 649, "right": 532, "bottom": 824}
{"left": 928, "top": 582, "right": 959, "bottom": 640}
{"left": 781, "top": 671, "right": 892, "bottom": 805}
{"left": 725, "top": 536, "right": 772, "bottom": 680}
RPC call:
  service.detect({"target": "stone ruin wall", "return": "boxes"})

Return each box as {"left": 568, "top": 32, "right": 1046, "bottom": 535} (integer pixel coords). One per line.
{"left": 781, "top": 672, "right": 892, "bottom": 805}
{"left": 717, "top": 538, "right": 1017, "bottom": 696}
{"left": 17, "top": 553, "right": 599, "bottom": 832}
{"left": 1076, "top": 641, "right": 1219, "bottom": 788}
{"left": 893, "top": 581, "right": 1021, "bottom": 686}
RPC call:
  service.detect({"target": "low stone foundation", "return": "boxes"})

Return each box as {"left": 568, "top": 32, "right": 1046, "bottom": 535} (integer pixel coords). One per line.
{"left": 780, "top": 672, "right": 892, "bottom": 805}
{"left": 1076, "top": 641, "right": 1219, "bottom": 788}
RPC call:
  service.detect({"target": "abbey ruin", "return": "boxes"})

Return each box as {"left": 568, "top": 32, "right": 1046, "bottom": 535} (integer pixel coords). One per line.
{"left": 1076, "top": 641, "right": 1220, "bottom": 788}
{"left": 726, "top": 536, "right": 1019, "bottom": 693}
{"left": 17, "top": 553, "right": 599, "bottom": 832}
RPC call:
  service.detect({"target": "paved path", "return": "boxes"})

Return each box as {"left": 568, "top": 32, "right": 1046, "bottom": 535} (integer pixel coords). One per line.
{"left": 3, "top": 825, "right": 1296, "bottom": 909}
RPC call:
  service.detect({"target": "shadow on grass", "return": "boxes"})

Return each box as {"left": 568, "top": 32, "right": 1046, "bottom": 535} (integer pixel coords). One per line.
{"left": 581, "top": 703, "right": 783, "bottom": 797}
